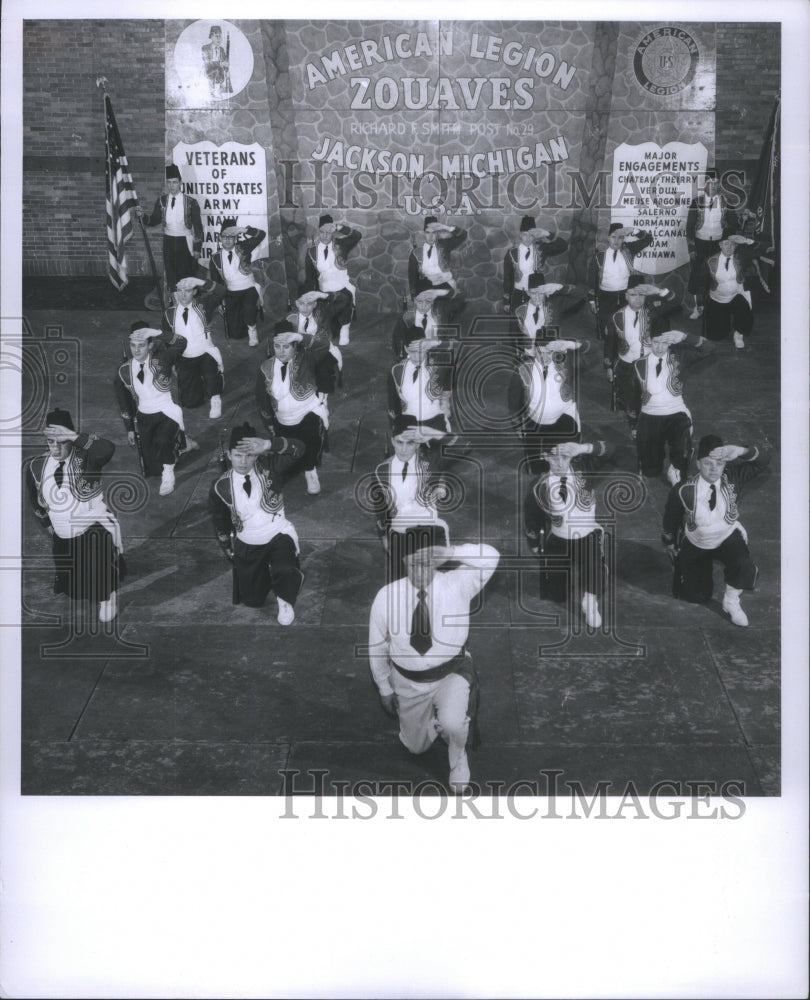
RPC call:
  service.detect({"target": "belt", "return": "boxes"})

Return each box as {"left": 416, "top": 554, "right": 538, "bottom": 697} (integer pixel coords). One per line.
{"left": 392, "top": 648, "right": 467, "bottom": 683}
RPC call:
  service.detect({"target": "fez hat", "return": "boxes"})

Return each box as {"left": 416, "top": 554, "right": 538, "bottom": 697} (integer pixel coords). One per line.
{"left": 697, "top": 434, "right": 724, "bottom": 459}
{"left": 527, "top": 273, "right": 546, "bottom": 290}
{"left": 209, "top": 25, "right": 222, "bottom": 37}
{"left": 274, "top": 319, "right": 296, "bottom": 336}
{"left": 165, "top": 164, "right": 181, "bottom": 181}
{"left": 45, "top": 407, "right": 75, "bottom": 431}
{"left": 609, "top": 222, "right": 624, "bottom": 235}
{"left": 392, "top": 414, "right": 419, "bottom": 438}
{"left": 627, "top": 274, "right": 647, "bottom": 290}
{"left": 423, "top": 215, "right": 439, "bottom": 230}
{"left": 318, "top": 214, "right": 335, "bottom": 227}
{"left": 721, "top": 225, "right": 739, "bottom": 240}
{"left": 520, "top": 215, "right": 537, "bottom": 232}
{"left": 704, "top": 168, "right": 717, "bottom": 180}
{"left": 220, "top": 218, "right": 247, "bottom": 237}
{"left": 130, "top": 321, "right": 160, "bottom": 342}
{"left": 403, "top": 325, "right": 427, "bottom": 347}
{"left": 229, "top": 423, "right": 255, "bottom": 450}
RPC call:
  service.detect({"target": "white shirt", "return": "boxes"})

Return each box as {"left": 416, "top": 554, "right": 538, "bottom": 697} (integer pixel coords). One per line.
{"left": 640, "top": 354, "right": 690, "bottom": 418}
{"left": 601, "top": 247, "right": 631, "bottom": 291}
{"left": 175, "top": 306, "right": 209, "bottom": 358}
{"left": 317, "top": 241, "right": 351, "bottom": 292}
{"left": 231, "top": 468, "right": 296, "bottom": 546}
{"left": 617, "top": 306, "right": 647, "bottom": 363}
{"left": 130, "top": 358, "right": 185, "bottom": 429}
{"left": 696, "top": 199, "right": 723, "bottom": 240}
{"left": 522, "top": 303, "right": 547, "bottom": 339}
{"left": 711, "top": 253, "right": 744, "bottom": 304}
{"left": 685, "top": 476, "right": 738, "bottom": 549}
{"left": 42, "top": 456, "right": 118, "bottom": 542}
{"left": 526, "top": 358, "right": 579, "bottom": 427}
{"left": 413, "top": 309, "right": 437, "bottom": 339}
{"left": 271, "top": 359, "right": 315, "bottom": 426}
{"left": 296, "top": 314, "right": 317, "bottom": 336}
{"left": 368, "top": 544, "right": 500, "bottom": 694}
{"left": 400, "top": 360, "right": 445, "bottom": 424}
{"left": 222, "top": 248, "right": 254, "bottom": 291}
{"left": 388, "top": 456, "right": 438, "bottom": 531}
{"left": 164, "top": 194, "right": 187, "bottom": 237}
{"left": 514, "top": 245, "right": 534, "bottom": 291}
{"left": 546, "top": 472, "right": 599, "bottom": 540}
{"left": 131, "top": 359, "right": 166, "bottom": 413}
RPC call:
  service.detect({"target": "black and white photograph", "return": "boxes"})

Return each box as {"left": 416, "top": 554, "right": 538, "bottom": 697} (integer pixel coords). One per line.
{"left": 1, "top": 0, "right": 807, "bottom": 996}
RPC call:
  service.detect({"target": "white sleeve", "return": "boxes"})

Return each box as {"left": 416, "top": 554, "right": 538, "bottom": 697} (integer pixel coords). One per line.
{"left": 368, "top": 588, "right": 394, "bottom": 696}
{"left": 449, "top": 544, "right": 500, "bottom": 601}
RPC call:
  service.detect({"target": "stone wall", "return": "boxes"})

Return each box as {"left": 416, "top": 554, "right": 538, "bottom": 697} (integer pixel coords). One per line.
{"left": 21, "top": 18, "right": 780, "bottom": 295}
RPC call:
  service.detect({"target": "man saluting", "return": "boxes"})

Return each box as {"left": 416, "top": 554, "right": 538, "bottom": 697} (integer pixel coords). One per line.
{"left": 26, "top": 408, "right": 125, "bottom": 623}
{"left": 368, "top": 542, "right": 500, "bottom": 793}
{"left": 209, "top": 423, "right": 305, "bottom": 626}
{"left": 662, "top": 435, "right": 769, "bottom": 627}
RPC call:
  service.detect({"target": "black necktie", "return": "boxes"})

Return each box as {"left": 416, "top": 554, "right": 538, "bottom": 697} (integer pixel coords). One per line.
{"left": 137, "top": 362, "right": 145, "bottom": 384}
{"left": 305, "top": 318, "right": 312, "bottom": 333}
{"left": 228, "top": 251, "right": 233, "bottom": 264}
{"left": 541, "top": 364, "right": 548, "bottom": 379}
{"left": 559, "top": 475, "right": 568, "bottom": 504}
{"left": 401, "top": 461, "right": 408, "bottom": 481}
{"left": 323, "top": 245, "right": 329, "bottom": 261}
{"left": 709, "top": 485, "right": 716, "bottom": 511}
{"left": 533, "top": 307, "right": 540, "bottom": 324}
{"left": 409, "top": 588, "right": 432, "bottom": 655}
{"left": 725, "top": 256, "right": 730, "bottom": 270}
{"left": 412, "top": 364, "right": 420, "bottom": 383}
{"left": 54, "top": 461, "right": 65, "bottom": 488}
{"left": 243, "top": 476, "right": 252, "bottom": 497}
{"left": 633, "top": 311, "right": 639, "bottom": 327}
{"left": 656, "top": 357, "right": 663, "bottom": 376}
{"left": 426, "top": 246, "right": 433, "bottom": 259}
{"left": 421, "top": 313, "right": 428, "bottom": 330}
{"left": 182, "top": 308, "right": 189, "bottom": 324}
{"left": 171, "top": 196, "right": 176, "bottom": 209}
{"left": 280, "top": 362, "right": 288, "bottom": 381}
{"left": 709, "top": 197, "right": 715, "bottom": 209}
{"left": 612, "top": 249, "right": 618, "bottom": 262}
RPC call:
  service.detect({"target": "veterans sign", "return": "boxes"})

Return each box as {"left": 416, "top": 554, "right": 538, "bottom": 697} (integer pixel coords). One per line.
{"left": 611, "top": 141, "right": 708, "bottom": 273}
{"left": 174, "top": 141, "right": 270, "bottom": 264}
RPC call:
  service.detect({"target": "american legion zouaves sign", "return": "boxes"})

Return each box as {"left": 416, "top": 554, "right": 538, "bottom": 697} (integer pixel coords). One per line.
{"left": 162, "top": 19, "right": 719, "bottom": 309}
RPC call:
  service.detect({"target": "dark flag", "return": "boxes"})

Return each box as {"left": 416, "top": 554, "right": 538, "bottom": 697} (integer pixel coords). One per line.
{"left": 104, "top": 95, "right": 138, "bottom": 290}
{"left": 743, "top": 91, "right": 780, "bottom": 291}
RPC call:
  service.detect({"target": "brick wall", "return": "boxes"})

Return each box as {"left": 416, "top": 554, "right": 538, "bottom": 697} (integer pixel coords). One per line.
{"left": 23, "top": 20, "right": 166, "bottom": 277}
{"left": 715, "top": 22, "right": 780, "bottom": 195}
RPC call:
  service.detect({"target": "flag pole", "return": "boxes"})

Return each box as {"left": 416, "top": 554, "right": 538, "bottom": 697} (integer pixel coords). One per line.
{"left": 96, "top": 77, "right": 164, "bottom": 310}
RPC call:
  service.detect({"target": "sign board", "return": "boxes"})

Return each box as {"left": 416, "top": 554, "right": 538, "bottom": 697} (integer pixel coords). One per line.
{"left": 173, "top": 141, "right": 270, "bottom": 265}
{"left": 611, "top": 141, "right": 708, "bottom": 273}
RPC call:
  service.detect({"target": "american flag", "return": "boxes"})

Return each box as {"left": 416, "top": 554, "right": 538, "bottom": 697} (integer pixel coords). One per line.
{"left": 104, "top": 95, "right": 138, "bottom": 290}
{"left": 742, "top": 91, "right": 780, "bottom": 289}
